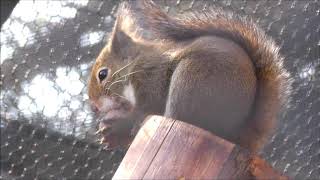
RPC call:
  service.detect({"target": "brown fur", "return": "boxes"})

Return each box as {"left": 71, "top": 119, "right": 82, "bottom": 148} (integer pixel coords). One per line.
{"left": 88, "top": 0, "right": 291, "bottom": 152}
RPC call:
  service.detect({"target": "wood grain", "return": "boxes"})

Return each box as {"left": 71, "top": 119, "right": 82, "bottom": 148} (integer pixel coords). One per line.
{"left": 143, "top": 118, "right": 234, "bottom": 179}
{"left": 113, "top": 115, "right": 289, "bottom": 180}
{"left": 112, "top": 115, "right": 175, "bottom": 179}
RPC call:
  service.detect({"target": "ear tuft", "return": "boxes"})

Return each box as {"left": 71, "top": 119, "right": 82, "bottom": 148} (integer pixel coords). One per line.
{"left": 109, "top": 26, "right": 135, "bottom": 56}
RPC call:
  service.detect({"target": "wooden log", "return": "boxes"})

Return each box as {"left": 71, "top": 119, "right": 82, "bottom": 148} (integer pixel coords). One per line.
{"left": 113, "top": 115, "right": 289, "bottom": 180}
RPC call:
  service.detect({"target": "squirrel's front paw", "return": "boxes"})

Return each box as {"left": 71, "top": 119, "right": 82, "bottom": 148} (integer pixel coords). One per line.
{"left": 96, "top": 118, "right": 134, "bottom": 150}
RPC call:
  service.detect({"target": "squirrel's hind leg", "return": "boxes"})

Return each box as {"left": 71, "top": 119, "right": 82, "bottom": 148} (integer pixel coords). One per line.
{"left": 163, "top": 43, "right": 256, "bottom": 147}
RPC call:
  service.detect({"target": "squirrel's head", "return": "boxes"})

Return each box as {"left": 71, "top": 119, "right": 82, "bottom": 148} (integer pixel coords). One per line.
{"left": 88, "top": 0, "right": 163, "bottom": 119}
{"left": 88, "top": 16, "right": 140, "bottom": 119}
{"left": 87, "top": 1, "right": 167, "bottom": 149}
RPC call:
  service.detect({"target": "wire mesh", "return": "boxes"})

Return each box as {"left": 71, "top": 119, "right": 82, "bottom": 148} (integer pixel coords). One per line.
{"left": 1, "top": 0, "right": 319, "bottom": 179}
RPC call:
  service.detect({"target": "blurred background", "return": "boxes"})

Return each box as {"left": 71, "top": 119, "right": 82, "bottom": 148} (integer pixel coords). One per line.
{"left": 1, "top": 0, "right": 319, "bottom": 179}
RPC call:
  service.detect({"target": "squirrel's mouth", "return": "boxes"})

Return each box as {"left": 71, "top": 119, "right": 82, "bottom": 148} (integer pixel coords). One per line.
{"left": 90, "top": 82, "right": 136, "bottom": 121}
{"left": 101, "top": 107, "right": 130, "bottom": 120}
{"left": 93, "top": 95, "right": 133, "bottom": 121}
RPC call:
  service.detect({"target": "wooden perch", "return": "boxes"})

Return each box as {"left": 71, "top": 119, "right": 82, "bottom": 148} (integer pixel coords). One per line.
{"left": 113, "top": 115, "right": 289, "bottom": 180}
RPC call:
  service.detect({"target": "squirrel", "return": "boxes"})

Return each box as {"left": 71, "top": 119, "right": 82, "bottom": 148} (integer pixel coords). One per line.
{"left": 88, "top": 0, "right": 291, "bottom": 153}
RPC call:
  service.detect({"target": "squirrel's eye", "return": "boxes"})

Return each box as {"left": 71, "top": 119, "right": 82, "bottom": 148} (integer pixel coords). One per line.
{"left": 98, "top": 68, "right": 108, "bottom": 82}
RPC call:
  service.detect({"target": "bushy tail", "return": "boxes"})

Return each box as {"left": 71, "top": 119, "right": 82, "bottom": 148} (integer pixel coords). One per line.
{"left": 119, "top": 0, "right": 292, "bottom": 151}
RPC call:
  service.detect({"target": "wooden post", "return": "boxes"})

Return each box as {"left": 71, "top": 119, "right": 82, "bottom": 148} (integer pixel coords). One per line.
{"left": 113, "top": 115, "right": 289, "bottom": 180}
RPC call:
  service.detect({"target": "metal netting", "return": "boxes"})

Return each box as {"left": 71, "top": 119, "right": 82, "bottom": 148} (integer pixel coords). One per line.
{"left": 1, "top": 0, "right": 319, "bottom": 179}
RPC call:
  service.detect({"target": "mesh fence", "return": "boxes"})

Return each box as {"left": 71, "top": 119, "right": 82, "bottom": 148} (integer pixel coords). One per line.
{"left": 1, "top": 0, "right": 319, "bottom": 179}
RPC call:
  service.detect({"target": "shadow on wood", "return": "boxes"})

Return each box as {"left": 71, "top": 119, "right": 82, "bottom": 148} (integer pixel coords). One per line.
{"left": 113, "top": 115, "right": 289, "bottom": 179}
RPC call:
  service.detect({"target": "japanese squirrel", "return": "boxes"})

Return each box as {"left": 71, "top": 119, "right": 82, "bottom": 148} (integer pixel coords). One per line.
{"left": 88, "top": 0, "right": 291, "bottom": 152}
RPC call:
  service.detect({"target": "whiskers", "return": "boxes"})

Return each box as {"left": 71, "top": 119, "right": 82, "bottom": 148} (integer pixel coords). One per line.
{"left": 111, "top": 60, "right": 135, "bottom": 78}
{"left": 105, "top": 61, "right": 143, "bottom": 97}
{"left": 104, "top": 58, "right": 172, "bottom": 99}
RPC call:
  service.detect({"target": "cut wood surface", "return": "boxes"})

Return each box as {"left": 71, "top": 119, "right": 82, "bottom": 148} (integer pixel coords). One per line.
{"left": 113, "top": 115, "right": 289, "bottom": 180}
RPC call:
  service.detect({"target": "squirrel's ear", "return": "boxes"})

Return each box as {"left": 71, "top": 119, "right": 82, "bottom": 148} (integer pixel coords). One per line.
{"left": 109, "top": 25, "right": 134, "bottom": 57}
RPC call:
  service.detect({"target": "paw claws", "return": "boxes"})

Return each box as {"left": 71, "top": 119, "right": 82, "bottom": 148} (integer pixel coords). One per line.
{"left": 103, "top": 144, "right": 111, "bottom": 150}
{"left": 95, "top": 126, "right": 110, "bottom": 135}
{"left": 95, "top": 129, "right": 101, "bottom": 135}
{"left": 99, "top": 137, "right": 107, "bottom": 144}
